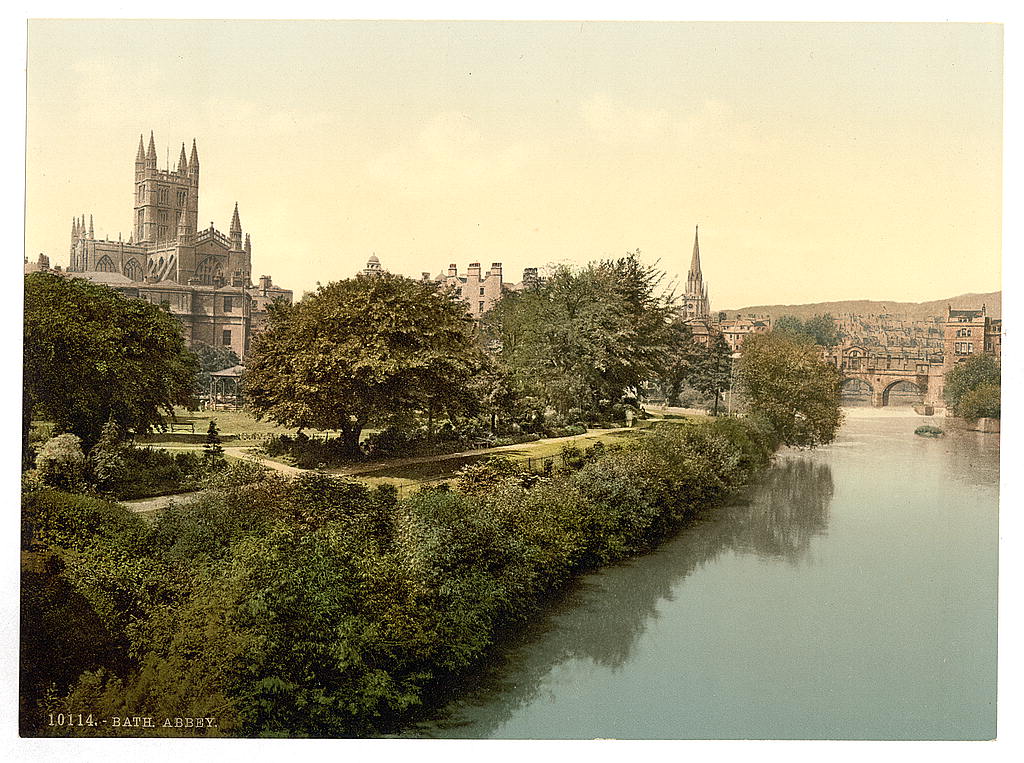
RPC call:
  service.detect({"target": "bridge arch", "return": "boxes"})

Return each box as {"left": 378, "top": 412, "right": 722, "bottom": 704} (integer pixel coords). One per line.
{"left": 881, "top": 379, "right": 925, "bottom": 407}
{"left": 840, "top": 377, "right": 874, "bottom": 406}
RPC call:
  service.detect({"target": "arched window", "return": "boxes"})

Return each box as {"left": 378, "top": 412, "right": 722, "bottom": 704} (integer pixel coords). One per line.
{"left": 95, "top": 255, "right": 116, "bottom": 273}
{"left": 195, "top": 257, "right": 224, "bottom": 285}
{"left": 123, "top": 258, "right": 143, "bottom": 281}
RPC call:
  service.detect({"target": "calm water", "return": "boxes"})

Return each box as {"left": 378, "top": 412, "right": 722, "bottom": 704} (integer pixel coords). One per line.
{"left": 415, "top": 411, "right": 999, "bottom": 739}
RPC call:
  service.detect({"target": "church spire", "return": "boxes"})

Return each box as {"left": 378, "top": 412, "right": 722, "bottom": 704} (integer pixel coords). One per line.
{"left": 72, "top": 217, "right": 78, "bottom": 239}
{"left": 688, "top": 225, "right": 702, "bottom": 281}
{"left": 136, "top": 134, "right": 146, "bottom": 162}
{"left": 682, "top": 225, "right": 710, "bottom": 321}
{"left": 88, "top": 214, "right": 94, "bottom": 239}
{"left": 229, "top": 202, "right": 243, "bottom": 249}
{"left": 177, "top": 142, "right": 188, "bottom": 174}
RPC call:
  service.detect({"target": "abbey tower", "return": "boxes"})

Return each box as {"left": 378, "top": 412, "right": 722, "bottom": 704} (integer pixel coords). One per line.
{"left": 62, "top": 132, "right": 291, "bottom": 357}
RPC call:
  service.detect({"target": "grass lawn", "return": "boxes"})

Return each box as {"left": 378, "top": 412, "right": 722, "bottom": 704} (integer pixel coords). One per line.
{"left": 137, "top": 408, "right": 358, "bottom": 448}
{"left": 346, "top": 426, "right": 649, "bottom": 488}
{"left": 167, "top": 408, "right": 332, "bottom": 438}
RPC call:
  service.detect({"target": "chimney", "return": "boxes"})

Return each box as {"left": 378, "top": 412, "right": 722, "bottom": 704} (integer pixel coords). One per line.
{"left": 467, "top": 262, "right": 481, "bottom": 280}
{"left": 258, "top": 275, "right": 272, "bottom": 291}
{"left": 448, "top": 263, "right": 458, "bottom": 278}
{"left": 490, "top": 262, "right": 503, "bottom": 283}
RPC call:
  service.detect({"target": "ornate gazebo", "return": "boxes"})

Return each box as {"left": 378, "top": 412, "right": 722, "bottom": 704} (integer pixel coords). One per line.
{"left": 208, "top": 364, "right": 245, "bottom": 410}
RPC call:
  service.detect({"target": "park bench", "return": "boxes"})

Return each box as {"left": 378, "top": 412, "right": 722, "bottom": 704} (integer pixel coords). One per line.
{"left": 169, "top": 422, "right": 195, "bottom": 433}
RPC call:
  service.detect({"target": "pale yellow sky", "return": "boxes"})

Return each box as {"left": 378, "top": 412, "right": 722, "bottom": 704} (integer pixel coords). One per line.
{"left": 25, "top": 20, "right": 1002, "bottom": 308}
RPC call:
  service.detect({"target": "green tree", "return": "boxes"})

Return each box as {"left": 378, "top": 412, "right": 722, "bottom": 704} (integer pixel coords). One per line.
{"left": 690, "top": 334, "right": 734, "bottom": 416}
{"left": 484, "top": 252, "right": 674, "bottom": 417}
{"left": 958, "top": 384, "right": 1000, "bottom": 419}
{"left": 656, "top": 320, "right": 700, "bottom": 406}
{"left": 204, "top": 420, "right": 225, "bottom": 457}
{"left": 245, "top": 273, "right": 483, "bottom": 454}
{"left": 737, "top": 331, "right": 843, "bottom": 447}
{"left": 774, "top": 313, "right": 841, "bottom": 347}
{"left": 89, "top": 418, "right": 129, "bottom": 494}
{"left": 943, "top": 354, "right": 1001, "bottom": 419}
{"left": 24, "top": 272, "right": 199, "bottom": 447}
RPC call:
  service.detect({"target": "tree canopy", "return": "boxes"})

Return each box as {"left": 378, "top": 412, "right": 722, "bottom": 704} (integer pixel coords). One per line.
{"left": 244, "top": 272, "right": 483, "bottom": 453}
{"left": 737, "top": 331, "right": 843, "bottom": 447}
{"left": 689, "top": 333, "right": 735, "bottom": 415}
{"left": 24, "top": 272, "right": 199, "bottom": 446}
{"left": 773, "top": 313, "right": 842, "bottom": 348}
{"left": 943, "top": 354, "right": 1001, "bottom": 419}
{"left": 483, "top": 252, "right": 674, "bottom": 418}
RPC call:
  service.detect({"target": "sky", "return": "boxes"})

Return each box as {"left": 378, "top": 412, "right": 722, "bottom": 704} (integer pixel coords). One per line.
{"left": 24, "top": 20, "right": 1003, "bottom": 308}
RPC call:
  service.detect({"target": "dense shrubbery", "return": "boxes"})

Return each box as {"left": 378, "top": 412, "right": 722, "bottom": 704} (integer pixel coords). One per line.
{"left": 22, "top": 416, "right": 777, "bottom": 737}
{"left": 944, "top": 354, "right": 1001, "bottom": 420}
{"left": 956, "top": 384, "right": 1000, "bottom": 419}
{"left": 31, "top": 427, "right": 226, "bottom": 499}
{"left": 261, "top": 432, "right": 355, "bottom": 468}
{"left": 35, "top": 434, "right": 89, "bottom": 492}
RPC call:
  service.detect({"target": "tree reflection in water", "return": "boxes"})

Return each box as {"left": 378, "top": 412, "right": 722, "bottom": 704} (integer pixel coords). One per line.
{"left": 412, "top": 454, "right": 834, "bottom": 737}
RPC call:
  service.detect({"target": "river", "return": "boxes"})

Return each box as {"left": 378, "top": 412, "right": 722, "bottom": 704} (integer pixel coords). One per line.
{"left": 413, "top": 409, "right": 999, "bottom": 740}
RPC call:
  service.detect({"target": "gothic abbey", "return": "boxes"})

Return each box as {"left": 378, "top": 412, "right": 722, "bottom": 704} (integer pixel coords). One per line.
{"left": 61, "top": 132, "right": 292, "bottom": 357}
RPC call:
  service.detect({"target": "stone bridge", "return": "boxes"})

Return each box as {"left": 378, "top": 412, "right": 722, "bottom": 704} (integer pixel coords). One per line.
{"left": 826, "top": 348, "right": 945, "bottom": 408}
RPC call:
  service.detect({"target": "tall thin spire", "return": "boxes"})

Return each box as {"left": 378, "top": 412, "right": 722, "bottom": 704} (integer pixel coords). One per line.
{"left": 72, "top": 217, "right": 78, "bottom": 239}
{"left": 688, "top": 225, "right": 702, "bottom": 280}
{"left": 177, "top": 142, "right": 188, "bottom": 174}
{"left": 88, "top": 214, "right": 94, "bottom": 239}
{"left": 188, "top": 138, "right": 199, "bottom": 175}
{"left": 136, "top": 134, "right": 146, "bottom": 162}
{"left": 146, "top": 131, "right": 157, "bottom": 167}
{"left": 229, "top": 202, "right": 243, "bottom": 249}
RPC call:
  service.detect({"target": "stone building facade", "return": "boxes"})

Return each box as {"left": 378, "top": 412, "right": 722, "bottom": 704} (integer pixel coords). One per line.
{"left": 719, "top": 317, "right": 770, "bottom": 352}
{"left": 942, "top": 305, "right": 1002, "bottom": 377}
{"left": 62, "top": 132, "right": 292, "bottom": 358}
{"left": 431, "top": 262, "right": 508, "bottom": 319}
{"left": 430, "top": 263, "right": 549, "bottom": 319}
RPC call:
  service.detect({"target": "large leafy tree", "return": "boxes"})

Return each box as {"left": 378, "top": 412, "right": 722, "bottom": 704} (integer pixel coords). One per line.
{"left": 24, "top": 272, "right": 199, "bottom": 447}
{"left": 737, "top": 331, "right": 843, "bottom": 447}
{"left": 774, "top": 313, "right": 842, "bottom": 348}
{"left": 690, "top": 334, "right": 735, "bottom": 416}
{"left": 656, "top": 320, "right": 700, "bottom": 406}
{"left": 943, "top": 354, "right": 1000, "bottom": 419}
{"left": 484, "top": 252, "right": 674, "bottom": 416}
{"left": 245, "top": 272, "right": 483, "bottom": 454}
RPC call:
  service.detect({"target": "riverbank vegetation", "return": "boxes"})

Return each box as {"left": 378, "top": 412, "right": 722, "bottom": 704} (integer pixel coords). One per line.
{"left": 21, "top": 415, "right": 777, "bottom": 737}
{"left": 736, "top": 331, "right": 843, "bottom": 447}
{"left": 943, "top": 354, "right": 1001, "bottom": 420}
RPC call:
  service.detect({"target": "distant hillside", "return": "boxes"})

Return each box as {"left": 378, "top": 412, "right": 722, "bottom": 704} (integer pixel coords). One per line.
{"left": 721, "top": 291, "right": 1001, "bottom": 322}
